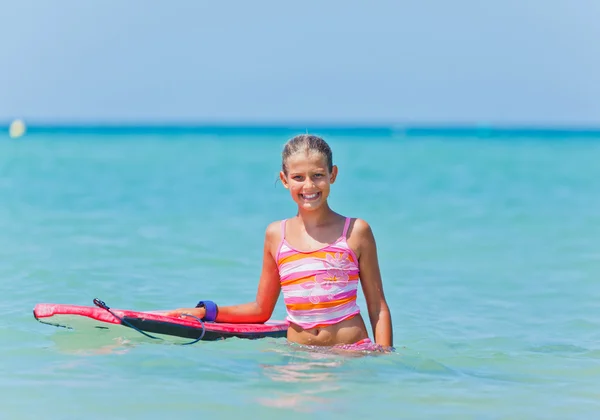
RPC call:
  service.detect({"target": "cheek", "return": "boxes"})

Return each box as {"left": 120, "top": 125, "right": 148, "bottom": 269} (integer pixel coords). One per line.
{"left": 289, "top": 182, "right": 302, "bottom": 193}
{"left": 317, "top": 179, "right": 331, "bottom": 188}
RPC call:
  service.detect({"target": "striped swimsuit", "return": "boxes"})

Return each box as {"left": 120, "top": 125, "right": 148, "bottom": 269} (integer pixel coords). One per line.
{"left": 276, "top": 217, "right": 361, "bottom": 329}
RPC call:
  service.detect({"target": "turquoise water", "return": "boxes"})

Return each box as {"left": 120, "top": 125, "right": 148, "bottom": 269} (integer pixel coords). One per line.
{"left": 2, "top": 128, "right": 600, "bottom": 419}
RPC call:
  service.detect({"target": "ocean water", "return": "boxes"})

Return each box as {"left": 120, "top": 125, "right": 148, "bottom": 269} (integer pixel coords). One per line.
{"left": 1, "top": 127, "right": 600, "bottom": 419}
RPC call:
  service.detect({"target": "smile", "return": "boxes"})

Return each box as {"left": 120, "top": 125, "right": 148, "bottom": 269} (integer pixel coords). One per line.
{"left": 300, "top": 192, "right": 321, "bottom": 201}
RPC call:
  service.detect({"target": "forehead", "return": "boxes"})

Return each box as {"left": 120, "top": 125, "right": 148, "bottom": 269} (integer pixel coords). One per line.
{"left": 285, "top": 150, "right": 328, "bottom": 171}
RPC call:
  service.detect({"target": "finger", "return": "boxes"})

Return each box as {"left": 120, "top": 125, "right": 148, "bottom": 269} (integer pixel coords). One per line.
{"left": 164, "top": 309, "right": 184, "bottom": 317}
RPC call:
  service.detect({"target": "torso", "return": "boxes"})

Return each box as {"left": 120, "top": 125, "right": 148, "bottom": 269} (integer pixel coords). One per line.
{"left": 273, "top": 215, "right": 369, "bottom": 346}
{"left": 287, "top": 313, "right": 369, "bottom": 346}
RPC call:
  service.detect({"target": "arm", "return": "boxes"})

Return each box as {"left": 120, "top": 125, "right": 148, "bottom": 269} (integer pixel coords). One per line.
{"left": 353, "top": 219, "right": 393, "bottom": 348}
{"left": 164, "top": 222, "right": 282, "bottom": 323}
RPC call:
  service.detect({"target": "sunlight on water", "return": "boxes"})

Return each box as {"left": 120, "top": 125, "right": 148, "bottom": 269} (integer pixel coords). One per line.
{"left": 2, "top": 130, "right": 600, "bottom": 419}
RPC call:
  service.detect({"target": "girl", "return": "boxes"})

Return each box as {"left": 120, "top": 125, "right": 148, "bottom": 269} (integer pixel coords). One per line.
{"left": 165, "top": 135, "right": 393, "bottom": 351}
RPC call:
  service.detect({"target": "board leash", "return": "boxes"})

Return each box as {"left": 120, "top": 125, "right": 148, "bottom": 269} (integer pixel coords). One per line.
{"left": 93, "top": 298, "right": 206, "bottom": 345}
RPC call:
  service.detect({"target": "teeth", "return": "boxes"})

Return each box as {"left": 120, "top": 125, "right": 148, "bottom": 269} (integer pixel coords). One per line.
{"left": 302, "top": 193, "right": 319, "bottom": 199}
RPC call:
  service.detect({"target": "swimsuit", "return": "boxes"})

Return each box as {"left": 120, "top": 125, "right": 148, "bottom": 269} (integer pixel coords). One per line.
{"left": 276, "top": 217, "right": 361, "bottom": 329}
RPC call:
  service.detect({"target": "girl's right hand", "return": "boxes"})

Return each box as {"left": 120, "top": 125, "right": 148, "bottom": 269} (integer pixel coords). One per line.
{"left": 163, "top": 307, "right": 206, "bottom": 319}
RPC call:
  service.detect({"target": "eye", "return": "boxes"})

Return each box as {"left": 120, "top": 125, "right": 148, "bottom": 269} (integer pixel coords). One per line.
{"left": 313, "top": 173, "right": 324, "bottom": 178}
{"left": 292, "top": 175, "right": 304, "bottom": 181}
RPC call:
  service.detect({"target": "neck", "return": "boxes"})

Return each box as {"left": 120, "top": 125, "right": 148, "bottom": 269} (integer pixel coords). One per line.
{"left": 295, "top": 203, "right": 337, "bottom": 227}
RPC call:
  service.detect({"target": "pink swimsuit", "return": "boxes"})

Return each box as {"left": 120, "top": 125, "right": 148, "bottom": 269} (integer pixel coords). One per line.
{"left": 276, "top": 217, "right": 362, "bottom": 329}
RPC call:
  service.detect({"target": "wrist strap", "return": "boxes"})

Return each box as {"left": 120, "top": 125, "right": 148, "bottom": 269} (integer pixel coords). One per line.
{"left": 195, "top": 300, "right": 218, "bottom": 322}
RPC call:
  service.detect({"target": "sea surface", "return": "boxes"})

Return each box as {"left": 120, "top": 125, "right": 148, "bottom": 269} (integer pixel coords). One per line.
{"left": 1, "top": 126, "right": 600, "bottom": 419}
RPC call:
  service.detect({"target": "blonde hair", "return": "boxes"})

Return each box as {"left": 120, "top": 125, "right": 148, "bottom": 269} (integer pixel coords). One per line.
{"left": 281, "top": 134, "right": 333, "bottom": 174}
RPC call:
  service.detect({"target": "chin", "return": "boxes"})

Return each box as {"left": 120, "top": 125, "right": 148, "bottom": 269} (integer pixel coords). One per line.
{"left": 298, "top": 201, "right": 325, "bottom": 211}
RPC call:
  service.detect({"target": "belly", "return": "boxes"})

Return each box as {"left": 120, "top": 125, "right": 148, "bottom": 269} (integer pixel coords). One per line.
{"left": 286, "top": 314, "right": 369, "bottom": 346}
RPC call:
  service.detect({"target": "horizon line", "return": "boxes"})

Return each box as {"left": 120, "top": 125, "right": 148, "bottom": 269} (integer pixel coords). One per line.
{"left": 4, "top": 120, "right": 600, "bottom": 137}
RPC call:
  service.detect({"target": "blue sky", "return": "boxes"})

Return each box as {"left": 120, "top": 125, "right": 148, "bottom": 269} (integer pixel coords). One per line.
{"left": 1, "top": 1, "right": 599, "bottom": 125}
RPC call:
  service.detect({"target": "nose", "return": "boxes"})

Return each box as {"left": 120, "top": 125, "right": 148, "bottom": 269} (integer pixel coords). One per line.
{"left": 303, "top": 178, "right": 316, "bottom": 189}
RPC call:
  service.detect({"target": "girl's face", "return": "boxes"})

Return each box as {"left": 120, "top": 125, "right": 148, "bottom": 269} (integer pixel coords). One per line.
{"left": 279, "top": 151, "right": 338, "bottom": 211}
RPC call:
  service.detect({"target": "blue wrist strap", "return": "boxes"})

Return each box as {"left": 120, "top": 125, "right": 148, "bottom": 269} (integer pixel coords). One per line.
{"left": 195, "top": 300, "right": 218, "bottom": 322}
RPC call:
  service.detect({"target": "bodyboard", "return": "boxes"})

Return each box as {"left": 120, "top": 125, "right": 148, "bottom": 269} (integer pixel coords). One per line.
{"left": 34, "top": 303, "right": 289, "bottom": 342}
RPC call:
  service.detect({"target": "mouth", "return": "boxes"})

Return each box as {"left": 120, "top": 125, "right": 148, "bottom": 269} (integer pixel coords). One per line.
{"left": 300, "top": 192, "right": 321, "bottom": 202}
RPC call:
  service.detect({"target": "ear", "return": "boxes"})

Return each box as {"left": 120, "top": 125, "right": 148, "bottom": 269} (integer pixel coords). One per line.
{"left": 330, "top": 165, "right": 338, "bottom": 184}
{"left": 279, "top": 171, "right": 289, "bottom": 189}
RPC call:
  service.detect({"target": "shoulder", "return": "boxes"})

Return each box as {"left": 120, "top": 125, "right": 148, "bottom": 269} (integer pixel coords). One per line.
{"left": 264, "top": 220, "right": 285, "bottom": 245}
{"left": 346, "top": 218, "right": 377, "bottom": 257}
{"left": 260, "top": 220, "right": 285, "bottom": 258}
{"left": 347, "top": 217, "right": 374, "bottom": 239}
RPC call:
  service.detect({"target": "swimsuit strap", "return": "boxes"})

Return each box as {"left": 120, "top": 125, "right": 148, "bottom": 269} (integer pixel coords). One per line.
{"left": 342, "top": 217, "right": 351, "bottom": 239}
{"left": 280, "top": 219, "right": 287, "bottom": 240}
{"left": 275, "top": 219, "right": 288, "bottom": 263}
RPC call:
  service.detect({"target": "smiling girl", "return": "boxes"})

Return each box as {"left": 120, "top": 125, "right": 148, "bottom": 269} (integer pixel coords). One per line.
{"left": 166, "top": 135, "right": 393, "bottom": 351}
